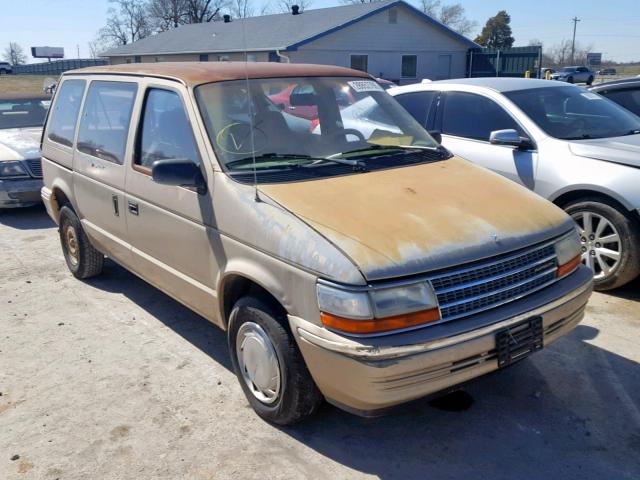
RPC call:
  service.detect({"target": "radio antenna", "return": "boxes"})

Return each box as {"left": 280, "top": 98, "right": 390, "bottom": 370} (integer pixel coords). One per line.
{"left": 240, "top": 14, "right": 259, "bottom": 202}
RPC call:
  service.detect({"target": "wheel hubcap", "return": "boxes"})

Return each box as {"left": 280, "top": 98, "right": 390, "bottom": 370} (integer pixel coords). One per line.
{"left": 236, "top": 322, "right": 281, "bottom": 404}
{"left": 64, "top": 223, "right": 79, "bottom": 266}
{"left": 571, "top": 211, "right": 621, "bottom": 280}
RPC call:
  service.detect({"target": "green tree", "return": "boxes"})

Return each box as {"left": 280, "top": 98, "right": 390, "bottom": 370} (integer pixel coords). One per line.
{"left": 474, "top": 10, "right": 514, "bottom": 48}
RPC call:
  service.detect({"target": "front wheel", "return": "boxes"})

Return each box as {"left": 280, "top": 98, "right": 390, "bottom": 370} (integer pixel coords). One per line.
{"left": 566, "top": 200, "right": 640, "bottom": 290}
{"left": 567, "top": 76, "right": 574, "bottom": 84}
{"left": 228, "top": 296, "right": 323, "bottom": 425}
{"left": 587, "top": 76, "right": 594, "bottom": 86}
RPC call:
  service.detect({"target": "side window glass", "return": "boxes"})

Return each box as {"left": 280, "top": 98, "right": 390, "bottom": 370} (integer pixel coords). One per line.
{"left": 604, "top": 89, "right": 640, "bottom": 117}
{"left": 137, "top": 89, "right": 200, "bottom": 169}
{"left": 47, "top": 80, "right": 86, "bottom": 147}
{"left": 394, "top": 92, "right": 436, "bottom": 127}
{"left": 77, "top": 81, "right": 137, "bottom": 164}
{"left": 442, "top": 92, "right": 522, "bottom": 141}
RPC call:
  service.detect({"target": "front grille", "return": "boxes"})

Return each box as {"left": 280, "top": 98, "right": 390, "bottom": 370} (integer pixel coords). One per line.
{"left": 431, "top": 243, "right": 558, "bottom": 322}
{"left": 25, "top": 159, "right": 43, "bottom": 178}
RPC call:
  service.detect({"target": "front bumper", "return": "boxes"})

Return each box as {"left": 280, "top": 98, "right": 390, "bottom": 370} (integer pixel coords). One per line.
{"left": 291, "top": 265, "right": 593, "bottom": 415}
{"left": 0, "top": 178, "right": 43, "bottom": 208}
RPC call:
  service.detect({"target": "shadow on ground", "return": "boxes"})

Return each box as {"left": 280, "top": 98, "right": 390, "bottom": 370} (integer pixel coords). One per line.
{"left": 84, "top": 260, "right": 640, "bottom": 479}
{"left": 603, "top": 275, "right": 640, "bottom": 302}
{"left": 0, "top": 204, "right": 55, "bottom": 230}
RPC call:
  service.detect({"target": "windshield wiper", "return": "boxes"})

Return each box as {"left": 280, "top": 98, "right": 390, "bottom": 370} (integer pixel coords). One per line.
{"left": 561, "top": 134, "right": 595, "bottom": 140}
{"left": 622, "top": 129, "right": 640, "bottom": 136}
{"left": 327, "top": 144, "right": 439, "bottom": 159}
{"left": 226, "top": 153, "right": 313, "bottom": 168}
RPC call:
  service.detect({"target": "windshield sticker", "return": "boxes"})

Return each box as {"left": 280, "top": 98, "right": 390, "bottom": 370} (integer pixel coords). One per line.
{"left": 581, "top": 92, "right": 602, "bottom": 100}
{"left": 348, "top": 80, "right": 384, "bottom": 93}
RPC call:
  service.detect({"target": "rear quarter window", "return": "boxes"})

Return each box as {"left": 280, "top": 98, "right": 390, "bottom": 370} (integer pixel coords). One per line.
{"left": 47, "top": 79, "right": 86, "bottom": 147}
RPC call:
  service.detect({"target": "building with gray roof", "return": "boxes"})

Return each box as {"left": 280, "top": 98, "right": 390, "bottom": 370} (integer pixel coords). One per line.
{"left": 102, "top": 0, "right": 478, "bottom": 84}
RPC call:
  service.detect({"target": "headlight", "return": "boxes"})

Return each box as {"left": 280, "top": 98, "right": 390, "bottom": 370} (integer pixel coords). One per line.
{"left": 555, "top": 231, "right": 581, "bottom": 278}
{"left": 317, "top": 282, "right": 440, "bottom": 335}
{"left": 0, "top": 161, "right": 29, "bottom": 179}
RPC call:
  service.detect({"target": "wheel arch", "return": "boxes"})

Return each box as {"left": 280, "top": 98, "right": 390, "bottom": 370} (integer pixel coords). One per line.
{"left": 551, "top": 186, "right": 636, "bottom": 218}
{"left": 49, "top": 179, "right": 76, "bottom": 224}
{"left": 218, "top": 269, "right": 288, "bottom": 331}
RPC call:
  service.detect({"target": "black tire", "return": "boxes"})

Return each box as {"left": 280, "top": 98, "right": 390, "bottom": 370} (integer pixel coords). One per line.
{"left": 587, "top": 76, "right": 594, "bottom": 86}
{"left": 228, "top": 295, "right": 323, "bottom": 425}
{"left": 59, "top": 205, "right": 104, "bottom": 279}
{"left": 564, "top": 199, "right": 640, "bottom": 290}
{"left": 567, "top": 76, "right": 574, "bottom": 84}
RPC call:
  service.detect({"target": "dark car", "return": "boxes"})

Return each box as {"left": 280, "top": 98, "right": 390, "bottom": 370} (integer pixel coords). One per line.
{"left": 597, "top": 68, "right": 617, "bottom": 76}
{"left": 0, "top": 62, "right": 13, "bottom": 75}
{"left": 589, "top": 78, "right": 640, "bottom": 117}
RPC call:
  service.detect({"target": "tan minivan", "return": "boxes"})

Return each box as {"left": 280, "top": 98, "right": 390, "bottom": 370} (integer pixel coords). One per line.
{"left": 41, "top": 63, "right": 593, "bottom": 424}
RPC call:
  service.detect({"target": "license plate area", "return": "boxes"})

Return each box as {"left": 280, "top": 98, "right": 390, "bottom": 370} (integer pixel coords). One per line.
{"left": 496, "top": 316, "right": 543, "bottom": 368}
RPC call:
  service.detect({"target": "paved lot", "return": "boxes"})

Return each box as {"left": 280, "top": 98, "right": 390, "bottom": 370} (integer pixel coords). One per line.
{"left": 1, "top": 206, "right": 639, "bottom": 480}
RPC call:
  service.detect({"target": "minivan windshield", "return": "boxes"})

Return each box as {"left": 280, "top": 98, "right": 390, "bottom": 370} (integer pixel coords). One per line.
{"left": 195, "top": 76, "right": 443, "bottom": 182}
{"left": 505, "top": 86, "right": 640, "bottom": 140}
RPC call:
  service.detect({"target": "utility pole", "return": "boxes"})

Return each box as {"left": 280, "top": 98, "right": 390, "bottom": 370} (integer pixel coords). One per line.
{"left": 570, "top": 16, "right": 580, "bottom": 64}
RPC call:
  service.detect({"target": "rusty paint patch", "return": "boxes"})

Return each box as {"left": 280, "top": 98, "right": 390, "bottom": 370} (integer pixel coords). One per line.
{"left": 66, "top": 62, "right": 369, "bottom": 88}
{"left": 260, "top": 157, "right": 571, "bottom": 279}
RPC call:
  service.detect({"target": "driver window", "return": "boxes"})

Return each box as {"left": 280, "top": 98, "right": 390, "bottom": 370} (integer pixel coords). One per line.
{"left": 442, "top": 92, "right": 523, "bottom": 141}
{"left": 136, "top": 88, "right": 200, "bottom": 170}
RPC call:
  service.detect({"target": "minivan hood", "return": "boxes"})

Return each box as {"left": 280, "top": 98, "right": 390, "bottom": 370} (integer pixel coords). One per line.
{"left": 0, "top": 127, "right": 42, "bottom": 161}
{"left": 568, "top": 134, "right": 640, "bottom": 168}
{"left": 260, "top": 157, "right": 572, "bottom": 281}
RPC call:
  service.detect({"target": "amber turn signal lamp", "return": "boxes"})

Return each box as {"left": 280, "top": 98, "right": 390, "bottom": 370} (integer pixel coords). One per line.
{"left": 320, "top": 308, "right": 441, "bottom": 335}
{"left": 557, "top": 255, "right": 581, "bottom": 278}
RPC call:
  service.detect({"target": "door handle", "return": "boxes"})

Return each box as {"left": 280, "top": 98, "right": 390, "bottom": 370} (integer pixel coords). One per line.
{"left": 112, "top": 195, "right": 119, "bottom": 217}
{"left": 128, "top": 201, "right": 139, "bottom": 215}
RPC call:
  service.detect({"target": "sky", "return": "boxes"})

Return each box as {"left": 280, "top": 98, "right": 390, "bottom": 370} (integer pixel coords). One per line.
{"left": 1, "top": 0, "right": 639, "bottom": 63}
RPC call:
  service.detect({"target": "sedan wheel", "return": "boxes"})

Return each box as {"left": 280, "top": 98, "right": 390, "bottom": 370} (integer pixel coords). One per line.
{"left": 565, "top": 199, "right": 640, "bottom": 290}
{"left": 571, "top": 211, "right": 621, "bottom": 280}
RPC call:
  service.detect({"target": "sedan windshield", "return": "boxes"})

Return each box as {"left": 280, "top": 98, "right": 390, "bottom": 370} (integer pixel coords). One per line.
{"left": 505, "top": 86, "right": 640, "bottom": 140}
{"left": 195, "top": 76, "right": 442, "bottom": 182}
{"left": 0, "top": 98, "right": 50, "bottom": 129}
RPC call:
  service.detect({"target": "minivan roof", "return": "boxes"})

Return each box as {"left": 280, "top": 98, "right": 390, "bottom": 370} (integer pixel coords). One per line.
{"left": 65, "top": 62, "right": 370, "bottom": 87}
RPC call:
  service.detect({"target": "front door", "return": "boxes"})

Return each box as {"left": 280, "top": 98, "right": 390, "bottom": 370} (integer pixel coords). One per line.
{"left": 436, "top": 55, "right": 452, "bottom": 80}
{"left": 439, "top": 91, "right": 538, "bottom": 190}
{"left": 72, "top": 79, "right": 138, "bottom": 262}
{"left": 124, "top": 82, "right": 219, "bottom": 321}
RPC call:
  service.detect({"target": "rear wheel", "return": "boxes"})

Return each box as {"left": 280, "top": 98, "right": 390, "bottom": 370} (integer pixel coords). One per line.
{"left": 567, "top": 76, "right": 574, "bottom": 84}
{"left": 59, "top": 205, "right": 104, "bottom": 279}
{"left": 565, "top": 200, "right": 640, "bottom": 290}
{"left": 228, "top": 295, "right": 323, "bottom": 425}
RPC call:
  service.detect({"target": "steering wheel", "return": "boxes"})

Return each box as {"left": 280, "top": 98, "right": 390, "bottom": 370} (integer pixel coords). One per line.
{"left": 327, "top": 128, "right": 366, "bottom": 143}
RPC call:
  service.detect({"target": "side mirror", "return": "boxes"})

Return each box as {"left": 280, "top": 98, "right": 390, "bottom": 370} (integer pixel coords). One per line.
{"left": 428, "top": 130, "right": 442, "bottom": 144}
{"left": 490, "top": 129, "right": 535, "bottom": 150}
{"left": 152, "top": 159, "right": 207, "bottom": 194}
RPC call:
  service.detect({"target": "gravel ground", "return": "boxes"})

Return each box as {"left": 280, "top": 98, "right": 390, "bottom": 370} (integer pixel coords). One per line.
{"left": 1, "top": 206, "right": 639, "bottom": 480}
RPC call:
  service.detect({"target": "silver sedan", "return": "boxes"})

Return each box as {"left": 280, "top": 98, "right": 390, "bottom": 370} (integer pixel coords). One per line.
{"left": 390, "top": 78, "right": 640, "bottom": 290}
